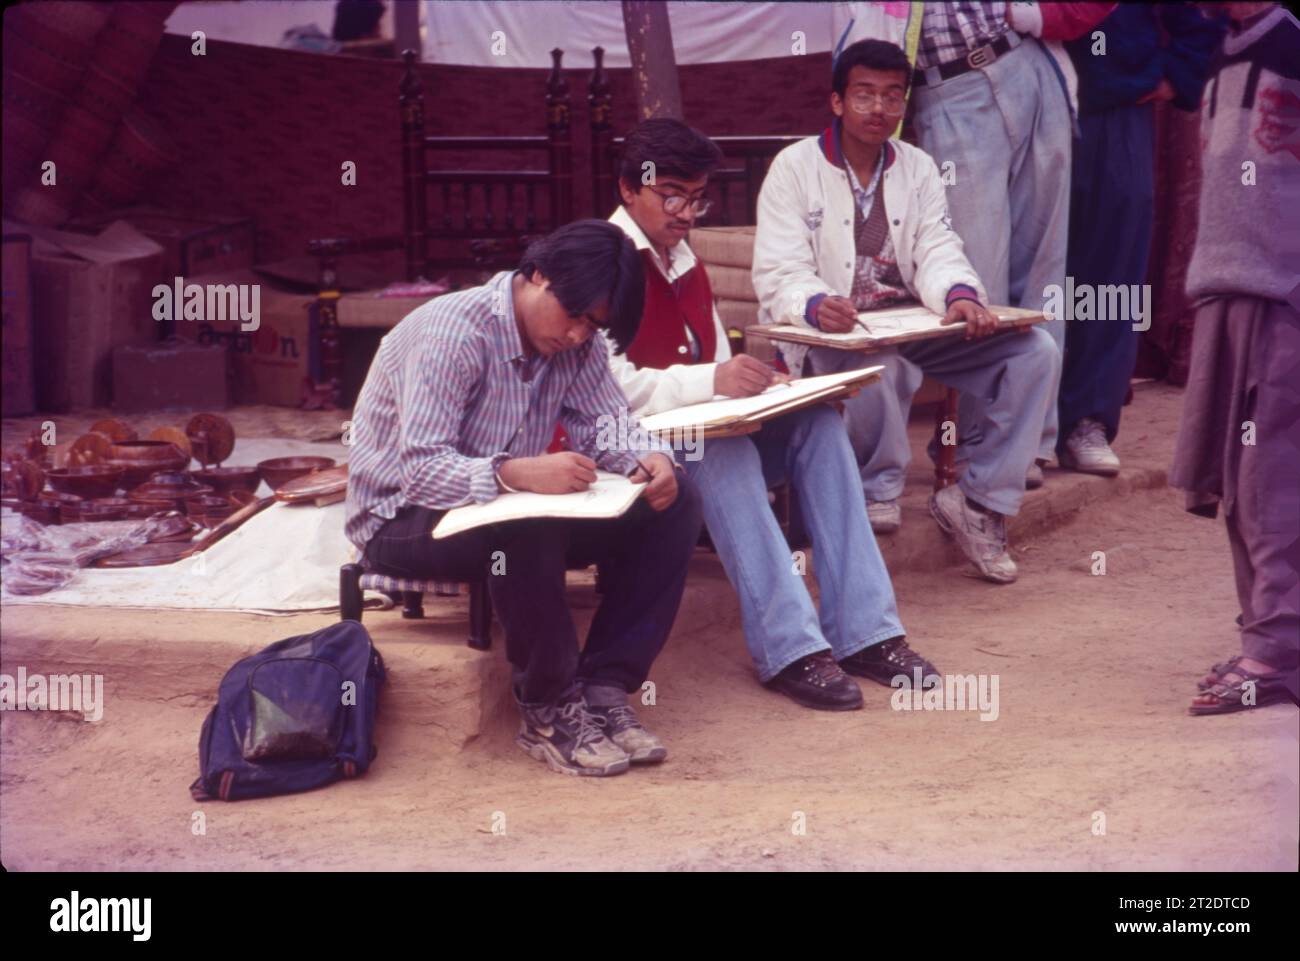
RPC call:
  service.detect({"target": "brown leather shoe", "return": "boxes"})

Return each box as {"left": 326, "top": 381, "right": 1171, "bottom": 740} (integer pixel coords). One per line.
{"left": 766, "top": 651, "right": 863, "bottom": 711}
{"left": 839, "top": 637, "right": 939, "bottom": 687}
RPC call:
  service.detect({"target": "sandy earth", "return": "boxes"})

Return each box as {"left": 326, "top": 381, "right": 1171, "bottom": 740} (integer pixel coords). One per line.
{"left": 2, "top": 481, "right": 1296, "bottom": 871}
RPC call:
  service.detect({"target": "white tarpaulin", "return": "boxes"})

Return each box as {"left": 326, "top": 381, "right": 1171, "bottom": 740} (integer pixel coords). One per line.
{"left": 1, "top": 438, "right": 359, "bottom": 615}
{"left": 424, "top": 1, "right": 917, "bottom": 68}
{"left": 164, "top": 1, "right": 920, "bottom": 69}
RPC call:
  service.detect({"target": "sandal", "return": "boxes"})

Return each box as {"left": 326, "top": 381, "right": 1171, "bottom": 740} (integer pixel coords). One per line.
{"left": 1197, "top": 654, "right": 1244, "bottom": 691}
{"left": 1188, "top": 662, "right": 1294, "bottom": 716}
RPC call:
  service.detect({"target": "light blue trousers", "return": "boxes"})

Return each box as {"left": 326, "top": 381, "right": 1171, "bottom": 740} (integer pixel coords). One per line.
{"left": 910, "top": 35, "right": 1071, "bottom": 461}
{"left": 807, "top": 325, "right": 1061, "bottom": 516}
{"left": 680, "top": 404, "right": 904, "bottom": 682}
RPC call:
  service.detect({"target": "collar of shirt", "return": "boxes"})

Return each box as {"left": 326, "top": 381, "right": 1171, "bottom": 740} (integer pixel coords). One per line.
{"left": 609, "top": 204, "right": 699, "bottom": 283}
{"left": 844, "top": 148, "right": 885, "bottom": 217}
{"left": 487, "top": 269, "right": 552, "bottom": 377}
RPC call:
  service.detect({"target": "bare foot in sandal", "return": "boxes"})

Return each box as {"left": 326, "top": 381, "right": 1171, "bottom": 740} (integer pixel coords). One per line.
{"left": 1189, "top": 655, "right": 1288, "bottom": 715}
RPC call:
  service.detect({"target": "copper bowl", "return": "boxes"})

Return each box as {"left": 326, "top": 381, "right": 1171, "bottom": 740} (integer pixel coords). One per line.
{"left": 129, "top": 471, "right": 213, "bottom": 512}
{"left": 106, "top": 441, "right": 189, "bottom": 488}
{"left": 185, "top": 494, "right": 236, "bottom": 527}
{"left": 256, "top": 456, "right": 336, "bottom": 491}
{"left": 38, "top": 490, "right": 84, "bottom": 524}
{"left": 46, "top": 465, "right": 125, "bottom": 499}
{"left": 193, "top": 465, "right": 261, "bottom": 495}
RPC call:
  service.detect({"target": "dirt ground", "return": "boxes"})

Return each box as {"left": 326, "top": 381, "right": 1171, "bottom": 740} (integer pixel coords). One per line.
{"left": 2, "top": 480, "right": 1296, "bottom": 871}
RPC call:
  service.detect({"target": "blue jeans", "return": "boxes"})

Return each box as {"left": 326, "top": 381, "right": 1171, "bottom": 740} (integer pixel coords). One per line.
{"left": 680, "top": 404, "right": 904, "bottom": 681}
{"left": 910, "top": 35, "right": 1071, "bottom": 461}
{"left": 1058, "top": 103, "right": 1154, "bottom": 448}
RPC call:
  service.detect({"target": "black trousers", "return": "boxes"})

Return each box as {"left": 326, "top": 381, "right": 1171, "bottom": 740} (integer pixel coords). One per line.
{"left": 362, "top": 476, "right": 703, "bottom": 705}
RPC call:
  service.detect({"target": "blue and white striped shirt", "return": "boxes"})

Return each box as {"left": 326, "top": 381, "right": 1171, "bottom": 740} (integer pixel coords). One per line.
{"left": 345, "top": 270, "right": 657, "bottom": 549}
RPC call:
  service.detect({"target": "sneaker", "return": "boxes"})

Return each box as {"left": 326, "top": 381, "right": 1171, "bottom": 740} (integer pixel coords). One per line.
{"left": 929, "top": 484, "right": 1018, "bottom": 584}
{"left": 587, "top": 702, "right": 667, "bottom": 764}
{"left": 765, "top": 651, "right": 863, "bottom": 711}
{"left": 515, "top": 691, "right": 630, "bottom": 777}
{"left": 867, "top": 498, "right": 902, "bottom": 534}
{"left": 1025, "top": 460, "right": 1045, "bottom": 490}
{"left": 1059, "top": 418, "right": 1120, "bottom": 476}
{"left": 839, "top": 637, "right": 939, "bottom": 687}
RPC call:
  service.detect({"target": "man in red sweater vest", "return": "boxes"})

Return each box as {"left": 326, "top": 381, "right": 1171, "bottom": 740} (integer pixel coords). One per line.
{"left": 604, "top": 119, "right": 939, "bottom": 710}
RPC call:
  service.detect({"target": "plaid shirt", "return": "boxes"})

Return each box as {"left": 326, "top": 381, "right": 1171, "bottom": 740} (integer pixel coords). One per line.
{"left": 344, "top": 270, "right": 658, "bottom": 549}
{"left": 916, "top": 2, "right": 1010, "bottom": 69}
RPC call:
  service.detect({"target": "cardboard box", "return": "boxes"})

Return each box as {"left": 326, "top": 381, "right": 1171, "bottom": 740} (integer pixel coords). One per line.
{"left": 7, "top": 218, "right": 165, "bottom": 411}
{"left": 112, "top": 339, "right": 230, "bottom": 412}
{"left": 174, "top": 268, "right": 316, "bottom": 408}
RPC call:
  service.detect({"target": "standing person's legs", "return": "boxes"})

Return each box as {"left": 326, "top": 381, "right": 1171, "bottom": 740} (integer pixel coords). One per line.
{"left": 1058, "top": 103, "right": 1154, "bottom": 456}
{"left": 1190, "top": 300, "right": 1300, "bottom": 713}
{"left": 1232, "top": 302, "right": 1300, "bottom": 674}
{"left": 805, "top": 345, "right": 922, "bottom": 505}
{"left": 998, "top": 38, "right": 1070, "bottom": 461}
{"left": 911, "top": 47, "right": 1014, "bottom": 463}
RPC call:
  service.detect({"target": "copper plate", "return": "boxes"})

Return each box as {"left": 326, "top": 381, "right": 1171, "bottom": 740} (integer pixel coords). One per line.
{"left": 93, "top": 542, "right": 194, "bottom": 568}
{"left": 148, "top": 426, "right": 193, "bottom": 461}
{"left": 274, "top": 463, "right": 349, "bottom": 502}
{"left": 90, "top": 418, "right": 138, "bottom": 443}
{"left": 186, "top": 413, "right": 236, "bottom": 466}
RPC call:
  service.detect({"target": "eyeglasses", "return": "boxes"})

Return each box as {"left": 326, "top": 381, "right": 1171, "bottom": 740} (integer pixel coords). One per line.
{"left": 846, "top": 90, "right": 907, "bottom": 115}
{"left": 649, "top": 187, "right": 713, "bottom": 217}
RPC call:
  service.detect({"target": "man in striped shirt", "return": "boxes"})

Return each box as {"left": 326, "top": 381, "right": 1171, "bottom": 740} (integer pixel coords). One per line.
{"left": 346, "top": 220, "right": 703, "bottom": 777}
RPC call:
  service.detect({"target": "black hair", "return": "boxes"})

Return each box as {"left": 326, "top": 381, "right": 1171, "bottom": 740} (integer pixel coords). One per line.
{"left": 518, "top": 219, "right": 645, "bottom": 354}
{"left": 832, "top": 39, "right": 912, "bottom": 97}
{"left": 617, "top": 118, "right": 724, "bottom": 197}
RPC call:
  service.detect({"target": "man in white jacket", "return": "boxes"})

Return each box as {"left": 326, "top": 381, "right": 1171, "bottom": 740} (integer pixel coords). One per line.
{"left": 604, "top": 118, "right": 939, "bottom": 711}
{"left": 752, "top": 39, "right": 1060, "bottom": 584}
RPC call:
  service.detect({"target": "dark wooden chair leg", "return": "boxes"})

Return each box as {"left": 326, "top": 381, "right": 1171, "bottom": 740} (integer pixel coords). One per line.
{"left": 934, "top": 388, "right": 959, "bottom": 491}
{"left": 401, "top": 591, "right": 425, "bottom": 619}
{"left": 340, "top": 564, "right": 363, "bottom": 622}
{"left": 468, "top": 579, "right": 493, "bottom": 650}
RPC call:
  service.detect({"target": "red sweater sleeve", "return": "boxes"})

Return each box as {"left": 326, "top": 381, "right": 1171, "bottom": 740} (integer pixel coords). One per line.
{"left": 1039, "top": 2, "right": 1116, "bottom": 42}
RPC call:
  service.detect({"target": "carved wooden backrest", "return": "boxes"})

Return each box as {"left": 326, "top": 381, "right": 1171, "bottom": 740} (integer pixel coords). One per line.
{"left": 400, "top": 49, "right": 573, "bottom": 278}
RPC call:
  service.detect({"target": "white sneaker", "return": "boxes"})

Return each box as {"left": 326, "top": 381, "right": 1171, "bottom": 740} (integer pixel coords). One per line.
{"left": 928, "top": 484, "right": 1018, "bottom": 584}
{"left": 1059, "top": 418, "right": 1120, "bottom": 476}
{"left": 866, "top": 498, "right": 901, "bottom": 534}
{"left": 1025, "top": 461, "right": 1045, "bottom": 490}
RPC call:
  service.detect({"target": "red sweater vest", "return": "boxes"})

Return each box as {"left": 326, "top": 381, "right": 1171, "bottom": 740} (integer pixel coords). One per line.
{"left": 625, "top": 249, "right": 716, "bottom": 371}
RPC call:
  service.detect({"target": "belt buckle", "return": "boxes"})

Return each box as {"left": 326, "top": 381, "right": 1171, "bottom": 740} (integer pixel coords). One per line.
{"left": 966, "top": 43, "right": 995, "bottom": 70}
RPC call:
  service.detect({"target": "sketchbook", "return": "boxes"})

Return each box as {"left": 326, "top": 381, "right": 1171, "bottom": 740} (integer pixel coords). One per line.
{"left": 748, "top": 303, "right": 1045, "bottom": 351}
{"left": 637, "top": 366, "right": 883, "bottom": 436}
{"left": 432, "top": 471, "right": 646, "bottom": 540}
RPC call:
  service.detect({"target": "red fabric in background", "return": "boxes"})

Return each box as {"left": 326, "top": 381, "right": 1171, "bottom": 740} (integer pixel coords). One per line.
{"left": 1139, "top": 99, "right": 1205, "bottom": 385}
{"left": 129, "top": 34, "right": 831, "bottom": 270}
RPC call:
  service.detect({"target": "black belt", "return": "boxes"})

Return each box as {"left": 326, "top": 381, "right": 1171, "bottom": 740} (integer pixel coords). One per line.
{"left": 913, "top": 33, "right": 1016, "bottom": 87}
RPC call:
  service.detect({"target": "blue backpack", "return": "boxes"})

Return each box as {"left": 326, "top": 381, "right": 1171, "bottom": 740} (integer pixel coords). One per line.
{"left": 190, "top": 620, "right": 386, "bottom": 802}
